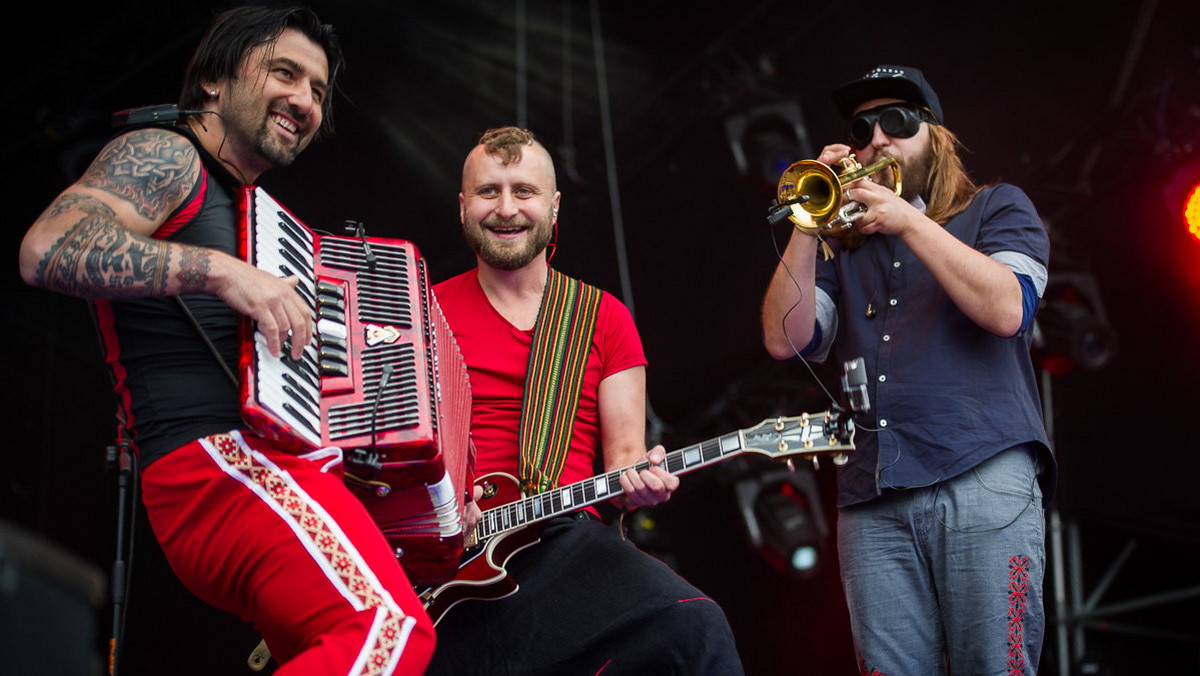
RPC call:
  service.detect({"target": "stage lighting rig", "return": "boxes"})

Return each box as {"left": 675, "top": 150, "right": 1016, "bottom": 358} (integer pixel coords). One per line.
{"left": 735, "top": 464, "right": 828, "bottom": 579}
{"left": 1033, "top": 272, "right": 1118, "bottom": 375}
{"left": 724, "top": 100, "right": 813, "bottom": 195}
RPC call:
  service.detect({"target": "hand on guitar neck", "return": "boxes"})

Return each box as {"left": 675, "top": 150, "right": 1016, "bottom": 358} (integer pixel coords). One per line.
{"left": 463, "top": 484, "right": 484, "bottom": 541}
{"left": 612, "top": 444, "right": 678, "bottom": 510}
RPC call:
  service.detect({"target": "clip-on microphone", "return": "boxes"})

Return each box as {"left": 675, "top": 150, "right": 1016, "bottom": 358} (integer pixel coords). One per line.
{"left": 767, "top": 194, "right": 811, "bottom": 227}
{"left": 110, "top": 104, "right": 206, "bottom": 127}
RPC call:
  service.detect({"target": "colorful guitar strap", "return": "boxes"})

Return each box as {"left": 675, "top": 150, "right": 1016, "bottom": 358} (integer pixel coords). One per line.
{"left": 517, "top": 267, "right": 603, "bottom": 496}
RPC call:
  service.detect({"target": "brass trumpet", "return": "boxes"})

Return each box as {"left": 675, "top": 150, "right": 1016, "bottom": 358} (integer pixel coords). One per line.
{"left": 775, "top": 155, "right": 901, "bottom": 257}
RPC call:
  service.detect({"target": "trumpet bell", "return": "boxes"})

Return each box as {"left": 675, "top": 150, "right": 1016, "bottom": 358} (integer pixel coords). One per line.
{"left": 777, "top": 160, "right": 843, "bottom": 229}
{"left": 775, "top": 154, "right": 901, "bottom": 251}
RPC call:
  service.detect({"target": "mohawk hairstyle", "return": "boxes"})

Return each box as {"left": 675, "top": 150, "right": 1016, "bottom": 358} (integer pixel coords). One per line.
{"left": 477, "top": 126, "right": 539, "bottom": 165}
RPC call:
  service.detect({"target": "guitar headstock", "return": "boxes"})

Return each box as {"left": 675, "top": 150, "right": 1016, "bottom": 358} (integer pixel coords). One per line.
{"left": 739, "top": 411, "right": 855, "bottom": 466}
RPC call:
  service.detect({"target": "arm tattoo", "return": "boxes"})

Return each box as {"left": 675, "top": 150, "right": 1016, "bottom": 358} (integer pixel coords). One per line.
{"left": 176, "top": 247, "right": 212, "bottom": 292}
{"left": 35, "top": 193, "right": 174, "bottom": 298}
{"left": 80, "top": 128, "right": 198, "bottom": 220}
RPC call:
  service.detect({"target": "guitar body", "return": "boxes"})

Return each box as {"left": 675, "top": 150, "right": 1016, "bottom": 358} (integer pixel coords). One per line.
{"left": 419, "top": 473, "right": 545, "bottom": 626}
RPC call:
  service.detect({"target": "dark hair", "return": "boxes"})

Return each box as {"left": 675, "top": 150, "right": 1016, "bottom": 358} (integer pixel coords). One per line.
{"left": 179, "top": 5, "right": 343, "bottom": 136}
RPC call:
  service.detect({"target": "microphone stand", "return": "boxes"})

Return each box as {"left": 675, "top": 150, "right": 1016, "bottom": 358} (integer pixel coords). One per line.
{"left": 105, "top": 437, "right": 136, "bottom": 676}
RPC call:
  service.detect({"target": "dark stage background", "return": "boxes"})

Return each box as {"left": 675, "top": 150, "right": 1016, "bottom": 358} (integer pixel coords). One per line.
{"left": 5, "top": 1, "right": 1200, "bottom": 674}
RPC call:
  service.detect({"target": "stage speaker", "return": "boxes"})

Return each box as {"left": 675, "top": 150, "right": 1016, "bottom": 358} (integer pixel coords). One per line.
{"left": 0, "top": 520, "right": 106, "bottom": 676}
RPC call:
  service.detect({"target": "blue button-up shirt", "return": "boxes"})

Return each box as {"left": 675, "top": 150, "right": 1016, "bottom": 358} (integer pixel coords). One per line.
{"left": 808, "top": 183, "right": 1053, "bottom": 508}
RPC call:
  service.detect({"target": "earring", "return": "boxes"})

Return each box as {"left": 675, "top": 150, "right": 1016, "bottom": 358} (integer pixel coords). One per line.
{"left": 207, "top": 89, "right": 218, "bottom": 98}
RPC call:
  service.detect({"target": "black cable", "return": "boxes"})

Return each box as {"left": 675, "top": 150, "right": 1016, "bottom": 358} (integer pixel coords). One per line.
{"left": 766, "top": 217, "right": 882, "bottom": 433}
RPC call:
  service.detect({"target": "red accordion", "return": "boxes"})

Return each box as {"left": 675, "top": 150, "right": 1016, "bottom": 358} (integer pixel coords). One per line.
{"left": 237, "top": 186, "right": 473, "bottom": 585}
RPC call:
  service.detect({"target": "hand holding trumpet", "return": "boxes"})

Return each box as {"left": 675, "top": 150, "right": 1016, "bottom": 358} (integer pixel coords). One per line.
{"left": 839, "top": 171, "right": 921, "bottom": 238}
{"left": 775, "top": 144, "right": 906, "bottom": 256}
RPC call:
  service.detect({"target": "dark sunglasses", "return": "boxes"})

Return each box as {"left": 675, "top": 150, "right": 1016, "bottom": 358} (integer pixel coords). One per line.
{"left": 848, "top": 103, "right": 938, "bottom": 149}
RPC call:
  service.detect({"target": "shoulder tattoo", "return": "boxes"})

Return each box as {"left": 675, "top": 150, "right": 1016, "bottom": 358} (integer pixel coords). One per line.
{"left": 80, "top": 128, "right": 198, "bottom": 220}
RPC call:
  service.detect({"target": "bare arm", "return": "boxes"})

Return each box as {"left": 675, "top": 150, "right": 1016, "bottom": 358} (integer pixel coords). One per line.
{"left": 761, "top": 143, "right": 856, "bottom": 359}
{"left": 598, "top": 365, "right": 677, "bottom": 509}
{"left": 761, "top": 228, "right": 820, "bottom": 360}
{"left": 20, "top": 128, "right": 204, "bottom": 295}
{"left": 18, "top": 127, "right": 311, "bottom": 357}
{"left": 849, "top": 179, "right": 1024, "bottom": 337}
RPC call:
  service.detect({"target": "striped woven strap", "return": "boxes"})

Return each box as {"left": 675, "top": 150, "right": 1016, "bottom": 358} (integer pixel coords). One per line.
{"left": 517, "top": 268, "right": 603, "bottom": 496}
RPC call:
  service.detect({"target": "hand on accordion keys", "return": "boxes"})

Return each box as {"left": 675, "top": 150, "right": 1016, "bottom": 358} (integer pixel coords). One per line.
{"left": 212, "top": 252, "right": 313, "bottom": 360}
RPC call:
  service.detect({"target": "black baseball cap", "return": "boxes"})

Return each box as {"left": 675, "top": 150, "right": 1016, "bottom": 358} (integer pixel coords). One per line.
{"left": 833, "top": 65, "right": 943, "bottom": 124}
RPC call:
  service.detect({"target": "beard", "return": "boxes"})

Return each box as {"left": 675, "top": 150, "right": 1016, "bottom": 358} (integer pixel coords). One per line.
{"left": 250, "top": 113, "right": 304, "bottom": 168}
{"left": 222, "top": 88, "right": 309, "bottom": 169}
{"left": 463, "top": 211, "right": 554, "bottom": 271}
{"left": 874, "top": 144, "right": 933, "bottom": 202}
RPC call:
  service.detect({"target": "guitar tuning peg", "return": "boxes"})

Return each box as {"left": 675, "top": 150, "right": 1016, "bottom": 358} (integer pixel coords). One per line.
{"left": 812, "top": 456, "right": 821, "bottom": 471}
{"left": 786, "top": 459, "right": 795, "bottom": 472}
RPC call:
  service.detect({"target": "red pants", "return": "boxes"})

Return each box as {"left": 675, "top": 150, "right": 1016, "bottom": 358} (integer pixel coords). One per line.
{"left": 141, "top": 430, "right": 435, "bottom": 675}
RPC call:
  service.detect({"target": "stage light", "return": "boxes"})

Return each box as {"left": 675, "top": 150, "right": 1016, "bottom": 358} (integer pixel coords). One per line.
{"left": 1183, "top": 183, "right": 1200, "bottom": 244}
{"left": 1033, "top": 272, "right": 1117, "bottom": 375}
{"left": 790, "top": 545, "right": 818, "bottom": 572}
{"left": 1161, "top": 153, "right": 1200, "bottom": 245}
{"left": 724, "top": 100, "right": 813, "bottom": 194}
{"left": 734, "top": 465, "right": 827, "bottom": 578}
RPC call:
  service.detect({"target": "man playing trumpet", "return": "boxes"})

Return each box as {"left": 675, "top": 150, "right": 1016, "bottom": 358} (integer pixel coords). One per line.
{"left": 761, "top": 65, "right": 1054, "bottom": 675}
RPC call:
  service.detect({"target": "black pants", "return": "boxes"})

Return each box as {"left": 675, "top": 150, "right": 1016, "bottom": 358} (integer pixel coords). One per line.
{"left": 426, "top": 514, "right": 744, "bottom": 676}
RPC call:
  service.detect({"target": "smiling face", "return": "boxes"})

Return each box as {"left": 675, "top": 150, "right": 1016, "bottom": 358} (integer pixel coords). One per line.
{"left": 458, "top": 142, "right": 561, "bottom": 271}
{"left": 208, "top": 28, "right": 329, "bottom": 178}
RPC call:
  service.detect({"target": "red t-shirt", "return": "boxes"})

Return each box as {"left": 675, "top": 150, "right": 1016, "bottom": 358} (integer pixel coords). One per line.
{"left": 433, "top": 268, "right": 647, "bottom": 487}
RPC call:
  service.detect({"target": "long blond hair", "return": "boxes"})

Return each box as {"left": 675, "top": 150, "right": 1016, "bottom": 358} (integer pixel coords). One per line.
{"left": 923, "top": 124, "right": 983, "bottom": 224}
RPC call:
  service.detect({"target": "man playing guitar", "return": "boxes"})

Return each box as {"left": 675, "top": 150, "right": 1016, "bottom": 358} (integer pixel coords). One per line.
{"left": 427, "top": 126, "right": 744, "bottom": 675}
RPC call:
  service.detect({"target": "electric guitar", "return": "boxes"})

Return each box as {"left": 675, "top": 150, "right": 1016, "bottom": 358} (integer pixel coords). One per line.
{"left": 417, "top": 411, "right": 855, "bottom": 625}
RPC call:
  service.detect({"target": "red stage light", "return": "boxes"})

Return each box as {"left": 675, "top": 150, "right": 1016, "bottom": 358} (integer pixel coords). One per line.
{"left": 1163, "top": 154, "right": 1200, "bottom": 246}
{"left": 1184, "top": 182, "right": 1200, "bottom": 244}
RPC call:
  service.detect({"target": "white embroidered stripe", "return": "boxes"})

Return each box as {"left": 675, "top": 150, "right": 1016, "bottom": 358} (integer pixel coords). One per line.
{"left": 349, "top": 605, "right": 418, "bottom": 676}
{"left": 198, "top": 431, "right": 413, "bottom": 675}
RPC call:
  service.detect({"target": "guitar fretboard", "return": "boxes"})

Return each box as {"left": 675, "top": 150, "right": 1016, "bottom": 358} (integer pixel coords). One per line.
{"left": 473, "top": 414, "right": 845, "bottom": 542}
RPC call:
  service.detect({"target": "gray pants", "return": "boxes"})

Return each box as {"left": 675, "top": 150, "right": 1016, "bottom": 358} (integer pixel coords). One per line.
{"left": 839, "top": 446, "right": 1047, "bottom": 675}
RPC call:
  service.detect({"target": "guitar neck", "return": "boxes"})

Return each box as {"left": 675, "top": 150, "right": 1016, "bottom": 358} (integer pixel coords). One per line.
{"left": 472, "top": 412, "right": 849, "bottom": 543}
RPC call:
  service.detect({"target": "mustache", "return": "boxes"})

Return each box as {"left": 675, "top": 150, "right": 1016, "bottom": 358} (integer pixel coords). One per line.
{"left": 481, "top": 215, "right": 535, "bottom": 229}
